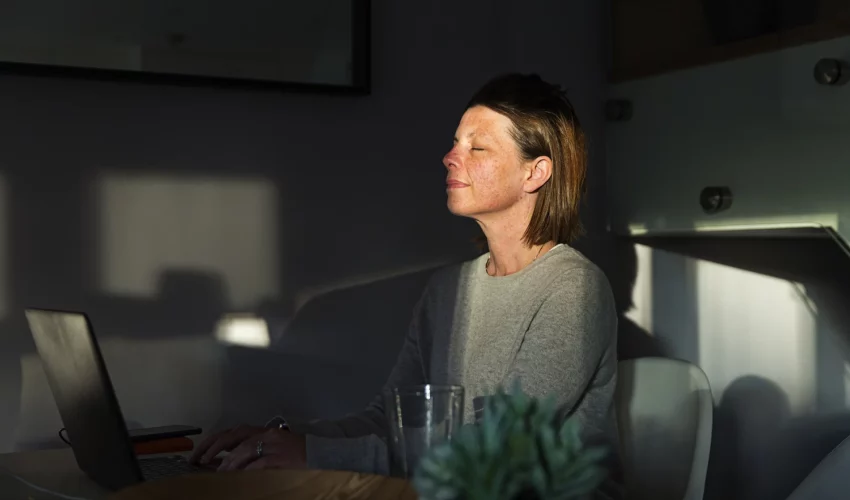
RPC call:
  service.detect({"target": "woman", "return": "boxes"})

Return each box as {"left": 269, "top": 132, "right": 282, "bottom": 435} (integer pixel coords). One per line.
{"left": 191, "top": 73, "right": 620, "bottom": 489}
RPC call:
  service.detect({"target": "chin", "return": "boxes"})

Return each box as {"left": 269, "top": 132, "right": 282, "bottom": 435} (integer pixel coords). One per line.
{"left": 446, "top": 199, "right": 473, "bottom": 218}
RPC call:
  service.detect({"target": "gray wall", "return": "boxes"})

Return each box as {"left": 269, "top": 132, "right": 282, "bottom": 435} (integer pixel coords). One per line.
{"left": 0, "top": 0, "right": 609, "bottom": 452}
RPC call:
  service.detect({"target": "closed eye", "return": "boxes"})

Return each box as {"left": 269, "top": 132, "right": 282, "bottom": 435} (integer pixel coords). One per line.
{"left": 471, "top": 147, "right": 485, "bottom": 151}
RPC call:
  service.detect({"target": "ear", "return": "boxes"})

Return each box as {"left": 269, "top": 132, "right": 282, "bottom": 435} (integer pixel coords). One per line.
{"left": 523, "top": 156, "right": 552, "bottom": 193}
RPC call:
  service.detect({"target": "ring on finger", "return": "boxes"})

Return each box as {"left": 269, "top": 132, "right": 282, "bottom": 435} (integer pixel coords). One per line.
{"left": 256, "top": 440, "right": 264, "bottom": 458}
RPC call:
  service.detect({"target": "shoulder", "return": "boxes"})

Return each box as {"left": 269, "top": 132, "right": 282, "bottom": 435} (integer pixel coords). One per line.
{"left": 535, "top": 246, "right": 616, "bottom": 318}
{"left": 542, "top": 245, "right": 611, "bottom": 292}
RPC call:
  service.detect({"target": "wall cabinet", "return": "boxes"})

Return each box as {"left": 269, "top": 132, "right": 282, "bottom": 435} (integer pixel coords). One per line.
{"left": 611, "top": 0, "right": 850, "bottom": 82}
{"left": 608, "top": 34, "right": 850, "bottom": 245}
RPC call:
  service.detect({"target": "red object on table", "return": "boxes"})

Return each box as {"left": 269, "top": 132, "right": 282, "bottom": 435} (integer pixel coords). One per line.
{"left": 133, "top": 437, "right": 194, "bottom": 456}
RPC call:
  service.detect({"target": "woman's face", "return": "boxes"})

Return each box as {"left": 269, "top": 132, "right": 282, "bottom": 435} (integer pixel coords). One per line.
{"left": 443, "top": 106, "right": 528, "bottom": 219}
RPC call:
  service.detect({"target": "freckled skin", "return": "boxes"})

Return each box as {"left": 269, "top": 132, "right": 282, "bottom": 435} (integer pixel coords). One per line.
{"left": 443, "top": 106, "right": 530, "bottom": 221}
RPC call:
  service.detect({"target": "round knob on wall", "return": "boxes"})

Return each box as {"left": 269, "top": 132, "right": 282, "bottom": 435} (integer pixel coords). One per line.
{"left": 814, "top": 58, "right": 850, "bottom": 86}
{"left": 605, "top": 100, "right": 633, "bottom": 122}
{"left": 700, "top": 186, "right": 733, "bottom": 215}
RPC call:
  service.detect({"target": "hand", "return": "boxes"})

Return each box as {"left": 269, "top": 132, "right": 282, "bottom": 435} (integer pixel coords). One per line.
{"left": 217, "top": 428, "right": 307, "bottom": 472}
{"left": 189, "top": 424, "right": 265, "bottom": 465}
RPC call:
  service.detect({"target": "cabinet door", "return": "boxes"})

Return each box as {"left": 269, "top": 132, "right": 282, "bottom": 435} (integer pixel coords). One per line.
{"left": 607, "top": 35, "right": 850, "bottom": 242}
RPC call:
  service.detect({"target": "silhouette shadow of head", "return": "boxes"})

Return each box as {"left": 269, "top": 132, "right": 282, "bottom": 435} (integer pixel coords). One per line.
{"left": 88, "top": 268, "right": 229, "bottom": 339}
{"left": 706, "top": 375, "right": 791, "bottom": 500}
{"left": 158, "top": 270, "right": 227, "bottom": 331}
{"left": 612, "top": 238, "right": 667, "bottom": 360}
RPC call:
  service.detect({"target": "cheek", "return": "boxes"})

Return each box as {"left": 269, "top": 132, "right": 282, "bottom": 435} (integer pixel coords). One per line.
{"left": 469, "top": 162, "right": 520, "bottom": 208}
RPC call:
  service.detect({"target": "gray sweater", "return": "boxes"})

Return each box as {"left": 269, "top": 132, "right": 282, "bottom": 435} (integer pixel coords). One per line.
{"left": 288, "top": 244, "right": 620, "bottom": 485}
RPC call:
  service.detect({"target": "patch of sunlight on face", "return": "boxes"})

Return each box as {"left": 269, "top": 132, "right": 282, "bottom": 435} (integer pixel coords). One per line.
{"left": 625, "top": 244, "right": 653, "bottom": 333}
{"left": 97, "top": 173, "right": 278, "bottom": 308}
{"left": 696, "top": 260, "right": 817, "bottom": 415}
{"left": 215, "top": 314, "right": 270, "bottom": 348}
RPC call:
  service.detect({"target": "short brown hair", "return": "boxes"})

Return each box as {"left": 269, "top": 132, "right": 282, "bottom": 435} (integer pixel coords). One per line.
{"left": 467, "top": 73, "right": 587, "bottom": 245}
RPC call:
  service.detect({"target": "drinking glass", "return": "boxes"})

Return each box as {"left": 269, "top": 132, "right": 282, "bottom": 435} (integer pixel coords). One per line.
{"left": 383, "top": 384, "right": 464, "bottom": 478}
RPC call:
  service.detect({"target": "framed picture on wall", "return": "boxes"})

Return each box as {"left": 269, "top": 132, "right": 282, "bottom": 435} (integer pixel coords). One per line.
{"left": 0, "top": 0, "right": 371, "bottom": 94}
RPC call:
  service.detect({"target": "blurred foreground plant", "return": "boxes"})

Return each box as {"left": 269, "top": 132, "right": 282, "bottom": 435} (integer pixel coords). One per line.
{"left": 413, "top": 386, "right": 607, "bottom": 500}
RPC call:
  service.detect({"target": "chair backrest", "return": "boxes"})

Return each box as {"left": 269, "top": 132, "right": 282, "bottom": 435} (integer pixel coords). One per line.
{"left": 785, "top": 434, "right": 850, "bottom": 500}
{"left": 616, "top": 358, "right": 714, "bottom": 500}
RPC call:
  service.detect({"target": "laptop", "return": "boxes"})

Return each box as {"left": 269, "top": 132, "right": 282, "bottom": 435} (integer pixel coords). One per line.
{"left": 25, "top": 308, "right": 204, "bottom": 490}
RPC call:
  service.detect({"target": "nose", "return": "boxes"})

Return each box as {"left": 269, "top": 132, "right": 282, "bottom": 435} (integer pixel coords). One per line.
{"left": 443, "top": 148, "right": 460, "bottom": 170}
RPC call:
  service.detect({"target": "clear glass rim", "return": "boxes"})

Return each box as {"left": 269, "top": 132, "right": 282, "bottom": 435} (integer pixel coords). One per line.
{"left": 384, "top": 384, "right": 464, "bottom": 397}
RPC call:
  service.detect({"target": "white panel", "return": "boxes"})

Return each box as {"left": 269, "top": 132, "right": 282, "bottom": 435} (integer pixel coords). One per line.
{"left": 608, "top": 36, "right": 850, "bottom": 242}
{"left": 696, "top": 261, "right": 817, "bottom": 414}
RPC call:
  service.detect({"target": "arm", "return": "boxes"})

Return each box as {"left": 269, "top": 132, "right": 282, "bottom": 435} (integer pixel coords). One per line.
{"left": 506, "top": 266, "right": 623, "bottom": 498}
{"left": 506, "top": 267, "right": 617, "bottom": 433}
{"left": 286, "top": 289, "right": 430, "bottom": 473}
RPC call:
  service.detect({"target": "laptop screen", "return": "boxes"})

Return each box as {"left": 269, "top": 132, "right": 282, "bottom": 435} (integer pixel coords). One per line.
{"left": 25, "top": 309, "right": 143, "bottom": 490}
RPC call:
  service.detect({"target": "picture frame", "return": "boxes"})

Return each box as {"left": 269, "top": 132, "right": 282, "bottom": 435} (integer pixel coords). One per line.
{"left": 0, "top": 0, "right": 371, "bottom": 95}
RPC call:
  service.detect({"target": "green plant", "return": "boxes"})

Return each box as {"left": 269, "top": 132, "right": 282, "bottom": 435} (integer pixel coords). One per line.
{"left": 413, "top": 386, "right": 608, "bottom": 500}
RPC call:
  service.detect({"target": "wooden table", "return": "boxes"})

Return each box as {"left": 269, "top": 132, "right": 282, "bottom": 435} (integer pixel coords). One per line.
{"left": 110, "top": 469, "right": 418, "bottom": 500}
{"left": 0, "top": 447, "right": 111, "bottom": 499}
{"left": 0, "top": 447, "right": 417, "bottom": 500}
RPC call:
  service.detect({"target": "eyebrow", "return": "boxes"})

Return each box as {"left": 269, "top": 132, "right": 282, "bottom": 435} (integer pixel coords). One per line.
{"left": 453, "top": 131, "right": 491, "bottom": 142}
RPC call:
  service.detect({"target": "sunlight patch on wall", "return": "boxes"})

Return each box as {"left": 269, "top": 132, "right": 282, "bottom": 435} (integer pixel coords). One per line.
{"left": 696, "top": 260, "right": 817, "bottom": 414}
{"left": 215, "top": 314, "right": 270, "bottom": 348}
{"left": 627, "top": 213, "right": 838, "bottom": 236}
{"left": 624, "top": 243, "right": 653, "bottom": 333}
{"left": 97, "top": 173, "right": 278, "bottom": 309}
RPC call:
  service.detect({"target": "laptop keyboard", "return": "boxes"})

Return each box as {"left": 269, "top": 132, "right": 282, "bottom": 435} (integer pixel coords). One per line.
{"left": 139, "top": 455, "right": 204, "bottom": 481}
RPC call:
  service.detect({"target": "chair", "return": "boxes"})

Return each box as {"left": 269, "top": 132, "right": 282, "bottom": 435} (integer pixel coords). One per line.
{"left": 616, "top": 358, "right": 714, "bottom": 500}
{"left": 785, "top": 434, "right": 850, "bottom": 500}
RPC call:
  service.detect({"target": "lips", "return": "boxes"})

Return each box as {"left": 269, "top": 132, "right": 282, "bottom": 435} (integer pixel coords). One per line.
{"left": 446, "top": 180, "right": 470, "bottom": 189}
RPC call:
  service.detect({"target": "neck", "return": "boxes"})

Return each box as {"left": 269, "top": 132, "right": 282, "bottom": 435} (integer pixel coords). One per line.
{"left": 478, "top": 205, "right": 554, "bottom": 276}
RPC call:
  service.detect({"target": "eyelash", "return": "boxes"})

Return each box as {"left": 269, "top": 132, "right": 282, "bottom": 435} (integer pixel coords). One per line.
{"left": 471, "top": 148, "right": 484, "bottom": 152}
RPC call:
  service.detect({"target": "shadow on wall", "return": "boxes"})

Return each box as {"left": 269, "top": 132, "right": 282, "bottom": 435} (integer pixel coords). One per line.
{"left": 89, "top": 269, "right": 231, "bottom": 339}
{"left": 706, "top": 375, "right": 790, "bottom": 500}
{"left": 706, "top": 375, "right": 850, "bottom": 500}
{"left": 611, "top": 238, "right": 667, "bottom": 360}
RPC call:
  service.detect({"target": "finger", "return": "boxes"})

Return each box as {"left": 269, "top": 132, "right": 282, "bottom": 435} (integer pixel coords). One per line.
{"left": 218, "top": 429, "right": 279, "bottom": 471}
{"left": 220, "top": 442, "right": 287, "bottom": 472}
{"left": 190, "top": 430, "right": 230, "bottom": 464}
{"left": 218, "top": 441, "right": 258, "bottom": 472}
{"left": 217, "top": 436, "right": 257, "bottom": 471}
{"left": 200, "top": 428, "right": 252, "bottom": 465}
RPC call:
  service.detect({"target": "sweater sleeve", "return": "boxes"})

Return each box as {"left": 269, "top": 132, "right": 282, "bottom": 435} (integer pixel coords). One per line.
{"left": 507, "top": 266, "right": 623, "bottom": 500}
{"left": 286, "top": 289, "right": 430, "bottom": 474}
{"left": 506, "top": 266, "right": 617, "bottom": 434}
